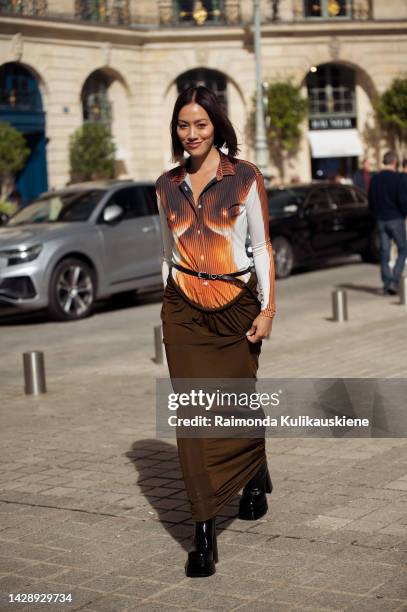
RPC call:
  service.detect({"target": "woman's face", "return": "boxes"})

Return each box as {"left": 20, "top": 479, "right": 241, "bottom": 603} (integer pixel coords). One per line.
{"left": 176, "top": 102, "right": 215, "bottom": 157}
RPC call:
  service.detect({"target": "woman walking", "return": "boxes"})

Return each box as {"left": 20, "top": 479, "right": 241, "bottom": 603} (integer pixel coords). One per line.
{"left": 155, "top": 86, "right": 276, "bottom": 577}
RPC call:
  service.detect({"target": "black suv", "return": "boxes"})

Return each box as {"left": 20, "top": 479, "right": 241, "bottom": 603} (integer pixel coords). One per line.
{"left": 251, "top": 182, "right": 379, "bottom": 279}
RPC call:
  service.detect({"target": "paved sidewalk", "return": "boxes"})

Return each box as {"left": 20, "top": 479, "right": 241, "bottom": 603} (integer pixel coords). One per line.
{"left": 0, "top": 260, "right": 406, "bottom": 611}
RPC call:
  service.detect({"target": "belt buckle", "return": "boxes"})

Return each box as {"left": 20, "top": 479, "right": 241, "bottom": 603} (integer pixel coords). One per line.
{"left": 198, "top": 271, "right": 220, "bottom": 280}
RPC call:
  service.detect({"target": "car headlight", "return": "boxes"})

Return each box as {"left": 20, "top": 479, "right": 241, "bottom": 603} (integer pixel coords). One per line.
{"left": 0, "top": 244, "right": 43, "bottom": 266}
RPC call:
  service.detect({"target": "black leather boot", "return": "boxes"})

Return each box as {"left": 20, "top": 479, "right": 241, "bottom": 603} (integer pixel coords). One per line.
{"left": 238, "top": 462, "right": 273, "bottom": 520}
{"left": 185, "top": 516, "right": 218, "bottom": 577}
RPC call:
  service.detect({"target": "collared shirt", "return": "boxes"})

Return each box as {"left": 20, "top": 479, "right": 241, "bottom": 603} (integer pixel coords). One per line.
{"left": 155, "top": 150, "right": 276, "bottom": 318}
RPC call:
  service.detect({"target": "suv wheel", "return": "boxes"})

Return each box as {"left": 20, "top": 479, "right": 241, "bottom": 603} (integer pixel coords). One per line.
{"left": 48, "top": 258, "right": 96, "bottom": 321}
{"left": 273, "top": 236, "right": 294, "bottom": 279}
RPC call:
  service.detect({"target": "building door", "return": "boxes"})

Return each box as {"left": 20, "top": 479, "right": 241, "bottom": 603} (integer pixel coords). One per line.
{"left": 0, "top": 62, "right": 48, "bottom": 205}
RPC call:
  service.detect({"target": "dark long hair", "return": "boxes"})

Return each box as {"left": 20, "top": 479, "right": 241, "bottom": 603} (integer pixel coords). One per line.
{"left": 170, "top": 86, "right": 240, "bottom": 164}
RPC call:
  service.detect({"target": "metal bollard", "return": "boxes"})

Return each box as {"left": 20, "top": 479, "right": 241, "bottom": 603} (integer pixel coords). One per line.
{"left": 332, "top": 289, "right": 348, "bottom": 322}
{"left": 154, "top": 325, "right": 167, "bottom": 365}
{"left": 400, "top": 277, "right": 407, "bottom": 306}
{"left": 23, "top": 351, "right": 47, "bottom": 395}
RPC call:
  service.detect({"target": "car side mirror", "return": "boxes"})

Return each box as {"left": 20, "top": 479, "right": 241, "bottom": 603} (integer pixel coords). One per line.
{"left": 103, "top": 204, "right": 124, "bottom": 224}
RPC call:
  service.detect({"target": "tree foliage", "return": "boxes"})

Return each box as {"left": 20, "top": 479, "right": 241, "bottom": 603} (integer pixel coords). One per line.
{"left": 69, "top": 122, "right": 116, "bottom": 182}
{"left": 375, "top": 77, "right": 407, "bottom": 154}
{"left": 247, "top": 81, "right": 308, "bottom": 180}
{"left": 265, "top": 81, "right": 308, "bottom": 152}
{"left": 0, "top": 122, "right": 30, "bottom": 198}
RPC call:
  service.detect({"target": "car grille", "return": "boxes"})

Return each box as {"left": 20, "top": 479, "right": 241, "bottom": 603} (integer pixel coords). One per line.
{"left": 0, "top": 277, "right": 37, "bottom": 300}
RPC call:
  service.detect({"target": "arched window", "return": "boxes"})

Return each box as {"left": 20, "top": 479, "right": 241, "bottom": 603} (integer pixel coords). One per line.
{"left": 0, "top": 62, "right": 42, "bottom": 112}
{"left": 307, "top": 64, "right": 356, "bottom": 118}
{"left": 81, "top": 71, "right": 112, "bottom": 126}
{"left": 177, "top": 69, "right": 227, "bottom": 114}
{"left": 306, "top": 63, "right": 361, "bottom": 180}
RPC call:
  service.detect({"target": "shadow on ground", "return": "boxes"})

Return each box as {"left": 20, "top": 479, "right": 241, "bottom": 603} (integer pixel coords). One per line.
{"left": 336, "top": 282, "right": 383, "bottom": 296}
{"left": 125, "top": 439, "right": 240, "bottom": 552}
{"left": 0, "top": 287, "right": 163, "bottom": 327}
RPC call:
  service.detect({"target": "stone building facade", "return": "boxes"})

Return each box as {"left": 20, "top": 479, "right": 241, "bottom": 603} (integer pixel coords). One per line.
{"left": 0, "top": 0, "right": 406, "bottom": 202}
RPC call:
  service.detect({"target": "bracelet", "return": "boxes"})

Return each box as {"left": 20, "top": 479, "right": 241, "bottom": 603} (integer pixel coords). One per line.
{"left": 259, "top": 311, "right": 276, "bottom": 319}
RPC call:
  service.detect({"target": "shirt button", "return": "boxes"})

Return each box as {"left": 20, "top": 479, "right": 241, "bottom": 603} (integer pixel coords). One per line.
{"left": 203, "top": 281, "right": 208, "bottom": 286}
{"left": 198, "top": 205, "right": 202, "bottom": 209}
{"left": 197, "top": 230, "right": 201, "bottom": 234}
{"left": 200, "top": 255, "right": 204, "bottom": 260}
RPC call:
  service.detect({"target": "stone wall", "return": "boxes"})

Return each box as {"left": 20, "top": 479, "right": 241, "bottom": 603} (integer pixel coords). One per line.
{"left": 0, "top": 1, "right": 406, "bottom": 187}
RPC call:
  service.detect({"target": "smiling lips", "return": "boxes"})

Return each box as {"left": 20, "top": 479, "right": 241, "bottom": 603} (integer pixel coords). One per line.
{"left": 186, "top": 142, "right": 202, "bottom": 149}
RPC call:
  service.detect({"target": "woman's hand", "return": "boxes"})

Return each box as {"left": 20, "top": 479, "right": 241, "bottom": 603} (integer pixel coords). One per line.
{"left": 246, "top": 314, "right": 273, "bottom": 343}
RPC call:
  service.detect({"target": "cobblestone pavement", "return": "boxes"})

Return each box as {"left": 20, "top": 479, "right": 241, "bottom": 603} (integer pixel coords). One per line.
{"left": 0, "top": 260, "right": 406, "bottom": 611}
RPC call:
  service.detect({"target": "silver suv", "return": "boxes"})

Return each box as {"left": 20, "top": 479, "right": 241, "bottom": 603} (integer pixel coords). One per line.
{"left": 0, "top": 180, "right": 163, "bottom": 321}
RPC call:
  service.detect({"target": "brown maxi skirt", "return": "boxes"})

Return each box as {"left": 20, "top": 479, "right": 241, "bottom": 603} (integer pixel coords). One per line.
{"left": 160, "top": 270, "right": 268, "bottom": 522}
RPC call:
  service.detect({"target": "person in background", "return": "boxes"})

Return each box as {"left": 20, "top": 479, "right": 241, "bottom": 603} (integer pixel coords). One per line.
{"left": 353, "top": 158, "right": 373, "bottom": 193}
{"left": 267, "top": 174, "right": 280, "bottom": 188}
{"left": 368, "top": 151, "right": 407, "bottom": 295}
{"left": 332, "top": 173, "right": 352, "bottom": 185}
{"left": 402, "top": 158, "right": 407, "bottom": 174}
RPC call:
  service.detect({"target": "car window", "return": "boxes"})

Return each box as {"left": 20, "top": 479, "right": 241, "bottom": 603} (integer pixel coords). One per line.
{"left": 306, "top": 189, "right": 331, "bottom": 212}
{"left": 59, "top": 191, "right": 106, "bottom": 221}
{"left": 8, "top": 190, "right": 105, "bottom": 225}
{"left": 106, "top": 187, "right": 151, "bottom": 219}
{"left": 143, "top": 186, "right": 159, "bottom": 215}
{"left": 327, "top": 186, "right": 356, "bottom": 209}
{"left": 268, "top": 188, "right": 307, "bottom": 214}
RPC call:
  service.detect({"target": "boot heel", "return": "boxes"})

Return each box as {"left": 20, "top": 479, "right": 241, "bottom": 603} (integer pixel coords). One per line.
{"left": 185, "top": 517, "right": 217, "bottom": 577}
{"left": 265, "top": 468, "right": 273, "bottom": 494}
{"left": 213, "top": 527, "right": 218, "bottom": 563}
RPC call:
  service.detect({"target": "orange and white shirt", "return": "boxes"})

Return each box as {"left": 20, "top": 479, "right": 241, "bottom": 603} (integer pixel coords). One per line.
{"left": 155, "top": 150, "right": 276, "bottom": 318}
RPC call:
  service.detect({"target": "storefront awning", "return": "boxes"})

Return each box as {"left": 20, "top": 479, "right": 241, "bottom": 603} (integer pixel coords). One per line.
{"left": 308, "top": 129, "right": 364, "bottom": 158}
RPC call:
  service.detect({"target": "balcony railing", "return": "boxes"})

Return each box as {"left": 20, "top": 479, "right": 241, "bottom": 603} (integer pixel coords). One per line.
{"left": 74, "top": 0, "right": 130, "bottom": 26}
{"left": 0, "top": 0, "right": 130, "bottom": 24}
{"left": 158, "top": 0, "right": 242, "bottom": 27}
{"left": 294, "top": 0, "right": 372, "bottom": 21}
{"left": 0, "top": 0, "right": 47, "bottom": 16}
{"left": 0, "top": 0, "right": 381, "bottom": 27}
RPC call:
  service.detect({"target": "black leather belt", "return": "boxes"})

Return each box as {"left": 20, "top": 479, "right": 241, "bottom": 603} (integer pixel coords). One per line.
{"left": 171, "top": 262, "right": 251, "bottom": 281}
{"left": 170, "top": 262, "right": 260, "bottom": 304}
